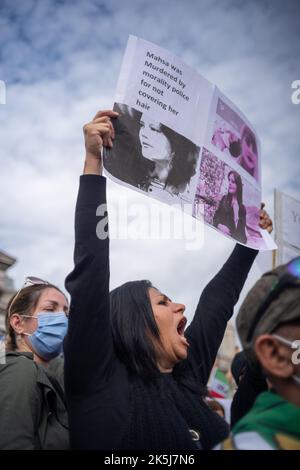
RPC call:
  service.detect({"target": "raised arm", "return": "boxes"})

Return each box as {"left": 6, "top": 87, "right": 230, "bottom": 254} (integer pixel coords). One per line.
{"left": 185, "top": 204, "right": 273, "bottom": 386}
{"left": 63, "top": 110, "right": 118, "bottom": 396}
{"left": 185, "top": 244, "right": 258, "bottom": 385}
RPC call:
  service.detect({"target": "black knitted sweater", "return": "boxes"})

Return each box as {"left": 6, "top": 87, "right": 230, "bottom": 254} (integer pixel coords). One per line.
{"left": 64, "top": 175, "right": 257, "bottom": 450}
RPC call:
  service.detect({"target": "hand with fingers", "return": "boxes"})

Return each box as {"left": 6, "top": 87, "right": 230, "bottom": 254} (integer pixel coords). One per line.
{"left": 83, "top": 109, "right": 119, "bottom": 175}
{"left": 259, "top": 202, "right": 273, "bottom": 234}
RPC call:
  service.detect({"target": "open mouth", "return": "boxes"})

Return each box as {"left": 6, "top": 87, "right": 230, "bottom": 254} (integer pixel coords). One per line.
{"left": 177, "top": 317, "right": 187, "bottom": 336}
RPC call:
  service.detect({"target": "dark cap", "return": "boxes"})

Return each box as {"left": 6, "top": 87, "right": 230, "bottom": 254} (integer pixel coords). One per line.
{"left": 236, "top": 264, "right": 300, "bottom": 354}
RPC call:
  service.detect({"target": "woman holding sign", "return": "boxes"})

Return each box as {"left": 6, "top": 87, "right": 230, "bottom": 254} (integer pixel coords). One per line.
{"left": 64, "top": 110, "right": 272, "bottom": 450}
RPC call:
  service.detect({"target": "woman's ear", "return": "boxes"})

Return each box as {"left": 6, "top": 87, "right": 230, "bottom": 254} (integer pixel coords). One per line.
{"left": 254, "top": 334, "right": 294, "bottom": 379}
{"left": 9, "top": 313, "right": 25, "bottom": 335}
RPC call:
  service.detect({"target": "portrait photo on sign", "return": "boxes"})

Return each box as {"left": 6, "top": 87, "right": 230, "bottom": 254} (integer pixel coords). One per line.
{"left": 103, "top": 102, "right": 200, "bottom": 204}
{"left": 211, "top": 98, "right": 259, "bottom": 182}
{"left": 193, "top": 148, "right": 265, "bottom": 248}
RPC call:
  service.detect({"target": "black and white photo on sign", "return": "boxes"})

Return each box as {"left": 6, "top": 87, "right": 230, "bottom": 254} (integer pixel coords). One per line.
{"left": 103, "top": 102, "right": 200, "bottom": 203}
{"left": 193, "top": 148, "right": 265, "bottom": 248}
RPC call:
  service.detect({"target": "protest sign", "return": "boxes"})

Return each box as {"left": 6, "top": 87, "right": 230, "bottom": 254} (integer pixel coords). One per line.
{"left": 103, "top": 35, "right": 276, "bottom": 250}
{"left": 275, "top": 189, "right": 300, "bottom": 264}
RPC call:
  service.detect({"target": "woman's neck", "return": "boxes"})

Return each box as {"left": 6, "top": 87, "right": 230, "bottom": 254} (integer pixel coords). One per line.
{"left": 16, "top": 341, "right": 48, "bottom": 367}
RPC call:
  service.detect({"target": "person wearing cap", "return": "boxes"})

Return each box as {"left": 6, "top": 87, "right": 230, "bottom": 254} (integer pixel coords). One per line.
{"left": 217, "top": 260, "right": 300, "bottom": 450}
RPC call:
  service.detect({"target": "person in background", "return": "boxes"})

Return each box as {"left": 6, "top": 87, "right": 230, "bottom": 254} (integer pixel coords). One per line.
{"left": 217, "top": 257, "right": 300, "bottom": 449}
{"left": 0, "top": 277, "right": 69, "bottom": 449}
{"left": 230, "top": 350, "right": 268, "bottom": 427}
{"left": 205, "top": 398, "right": 226, "bottom": 419}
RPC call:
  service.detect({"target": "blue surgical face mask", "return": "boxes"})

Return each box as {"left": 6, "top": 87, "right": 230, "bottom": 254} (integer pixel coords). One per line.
{"left": 23, "top": 312, "right": 68, "bottom": 361}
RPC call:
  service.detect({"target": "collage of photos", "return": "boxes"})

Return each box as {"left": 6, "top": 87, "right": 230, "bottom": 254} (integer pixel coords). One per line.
{"left": 193, "top": 148, "right": 266, "bottom": 249}
{"left": 103, "top": 103, "right": 200, "bottom": 205}
{"left": 211, "top": 98, "right": 260, "bottom": 183}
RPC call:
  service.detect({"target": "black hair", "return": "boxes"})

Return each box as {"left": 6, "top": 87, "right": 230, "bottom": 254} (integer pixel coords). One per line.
{"left": 110, "top": 280, "right": 162, "bottom": 380}
{"left": 229, "top": 140, "right": 241, "bottom": 158}
{"left": 159, "top": 123, "right": 199, "bottom": 193}
{"left": 227, "top": 170, "right": 243, "bottom": 206}
{"left": 103, "top": 103, "right": 154, "bottom": 190}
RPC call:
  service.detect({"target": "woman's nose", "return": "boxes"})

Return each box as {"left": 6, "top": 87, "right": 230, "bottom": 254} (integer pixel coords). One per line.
{"left": 174, "top": 302, "right": 185, "bottom": 314}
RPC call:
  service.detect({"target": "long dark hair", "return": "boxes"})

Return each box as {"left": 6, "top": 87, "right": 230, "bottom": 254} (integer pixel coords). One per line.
{"left": 110, "top": 280, "right": 162, "bottom": 380}
{"left": 227, "top": 170, "right": 243, "bottom": 206}
{"left": 159, "top": 124, "right": 199, "bottom": 193}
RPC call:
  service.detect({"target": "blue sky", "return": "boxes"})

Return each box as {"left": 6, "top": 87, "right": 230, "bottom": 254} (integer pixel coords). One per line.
{"left": 0, "top": 0, "right": 299, "bottom": 327}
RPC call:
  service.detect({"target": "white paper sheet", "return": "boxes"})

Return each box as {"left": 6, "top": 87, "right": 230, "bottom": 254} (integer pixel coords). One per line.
{"left": 103, "top": 35, "right": 277, "bottom": 251}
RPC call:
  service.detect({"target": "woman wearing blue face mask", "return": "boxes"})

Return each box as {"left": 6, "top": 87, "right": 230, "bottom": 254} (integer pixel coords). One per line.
{"left": 0, "top": 277, "right": 70, "bottom": 449}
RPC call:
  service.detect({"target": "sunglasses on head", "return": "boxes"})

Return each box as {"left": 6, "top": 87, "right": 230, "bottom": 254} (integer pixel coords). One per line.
{"left": 246, "top": 257, "right": 300, "bottom": 342}
{"left": 8, "top": 276, "right": 50, "bottom": 317}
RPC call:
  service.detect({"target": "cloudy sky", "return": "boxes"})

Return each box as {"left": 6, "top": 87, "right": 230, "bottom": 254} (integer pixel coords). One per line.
{"left": 0, "top": 0, "right": 299, "bottom": 331}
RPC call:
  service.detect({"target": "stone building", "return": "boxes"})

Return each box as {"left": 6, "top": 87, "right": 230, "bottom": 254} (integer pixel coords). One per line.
{"left": 0, "top": 250, "right": 16, "bottom": 338}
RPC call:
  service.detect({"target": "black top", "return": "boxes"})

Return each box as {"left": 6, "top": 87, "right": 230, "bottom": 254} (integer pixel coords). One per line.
{"left": 230, "top": 361, "right": 268, "bottom": 428}
{"left": 213, "top": 195, "right": 247, "bottom": 244}
{"left": 64, "top": 175, "right": 257, "bottom": 450}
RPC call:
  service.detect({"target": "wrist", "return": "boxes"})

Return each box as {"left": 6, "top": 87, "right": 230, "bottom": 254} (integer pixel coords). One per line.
{"left": 83, "top": 153, "right": 103, "bottom": 175}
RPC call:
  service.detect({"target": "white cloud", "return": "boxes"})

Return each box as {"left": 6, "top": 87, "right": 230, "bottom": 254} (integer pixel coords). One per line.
{"left": 0, "top": 0, "right": 299, "bottom": 332}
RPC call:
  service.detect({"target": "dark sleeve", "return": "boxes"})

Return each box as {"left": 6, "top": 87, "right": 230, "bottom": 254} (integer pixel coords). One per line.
{"left": 185, "top": 244, "right": 257, "bottom": 385}
{"left": 213, "top": 197, "right": 225, "bottom": 228}
{"left": 64, "top": 175, "right": 114, "bottom": 396}
{"left": 237, "top": 205, "right": 247, "bottom": 244}
{"left": 0, "top": 358, "right": 41, "bottom": 449}
{"left": 230, "top": 362, "right": 268, "bottom": 428}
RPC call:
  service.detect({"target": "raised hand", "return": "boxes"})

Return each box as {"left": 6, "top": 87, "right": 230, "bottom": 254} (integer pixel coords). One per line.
{"left": 83, "top": 109, "right": 119, "bottom": 175}
{"left": 259, "top": 203, "right": 273, "bottom": 234}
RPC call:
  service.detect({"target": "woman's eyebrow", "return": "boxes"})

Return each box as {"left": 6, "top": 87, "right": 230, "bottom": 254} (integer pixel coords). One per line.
{"left": 42, "top": 300, "right": 69, "bottom": 312}
{"left": 156, "top": 294, "right": 172, "bottom": 302}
